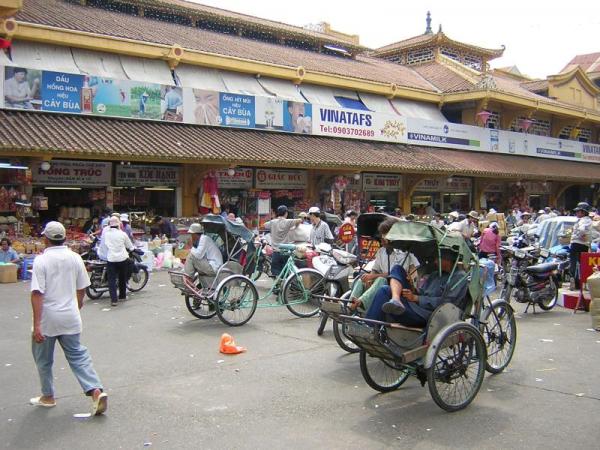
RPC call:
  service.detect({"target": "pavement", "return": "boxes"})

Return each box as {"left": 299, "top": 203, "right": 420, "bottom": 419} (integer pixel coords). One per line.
{"left": 1, "top": 270, "right": 600, "bottom": 449}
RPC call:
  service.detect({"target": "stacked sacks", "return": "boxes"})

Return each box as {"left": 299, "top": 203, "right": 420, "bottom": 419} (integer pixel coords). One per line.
{"left": 587, "top": 270, "right": 600, "bottom": 330}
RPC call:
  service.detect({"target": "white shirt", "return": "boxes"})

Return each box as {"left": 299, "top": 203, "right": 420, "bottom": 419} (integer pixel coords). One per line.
{"left": 571, "top": 216, "right": 593, "bottom": 246}
{"left": 30, "top": 246, "right": 90, "bottom": 336}
{"left": 448, "top": 219, "right": 475, "bottom": 238}
{"left": 191, "top": 234, "right": 223, "bottom": 272}
{"left": 102, "top": 227, "right": 134, "bottom": 262}
{"left": 372, "top": 247, "right": 420, "bottom": 274}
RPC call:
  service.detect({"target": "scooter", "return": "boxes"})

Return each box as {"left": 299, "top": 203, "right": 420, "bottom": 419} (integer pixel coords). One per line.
{"left": 85, "top": 248, "right": 149, "bottom": 299}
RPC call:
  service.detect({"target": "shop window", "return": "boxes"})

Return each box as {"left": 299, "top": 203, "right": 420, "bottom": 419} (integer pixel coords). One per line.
{"left": 407, "top": 48, "right": 434, "bottom": 65}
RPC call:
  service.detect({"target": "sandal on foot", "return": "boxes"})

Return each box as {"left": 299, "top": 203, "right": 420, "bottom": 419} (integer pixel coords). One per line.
{"left": 92, "top": 392, "right": 108, "bottom": 416}
{"left": 29, "top": 396, "right": 56, "bottom": 408}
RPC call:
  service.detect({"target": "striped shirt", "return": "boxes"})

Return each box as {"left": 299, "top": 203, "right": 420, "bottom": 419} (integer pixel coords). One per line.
{"left": 310, "top": 220, "right": 334, "bottom": 247}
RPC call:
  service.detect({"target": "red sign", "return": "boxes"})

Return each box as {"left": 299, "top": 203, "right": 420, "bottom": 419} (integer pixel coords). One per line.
{"left": 338, "top": 223, "right": 355, "bottom": 244}
{"left": 580, "top": 252, "right": 600, "bottom": 284}
{"left": 359, "top": 237, "right": 380, "bottom": 260}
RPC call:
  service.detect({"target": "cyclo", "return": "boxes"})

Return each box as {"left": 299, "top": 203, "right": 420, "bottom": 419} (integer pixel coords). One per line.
{"left": 169, "top": 214, "right": 325, "bottom": 326}
{"left": 320, "top": 220, "right": 517, "bottom": 412}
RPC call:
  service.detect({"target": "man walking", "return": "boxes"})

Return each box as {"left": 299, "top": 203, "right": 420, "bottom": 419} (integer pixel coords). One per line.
{"left": 103, "top": 216, "right": 135, "bottom": 306}
{"left": 308, "top": 207, "right": 334, "bottom": 247}
{"left": 30, "top": 221, "right": 107, "bottom": 415}
{"left": 264, "top": 206, "right": 302, "bottom": 276}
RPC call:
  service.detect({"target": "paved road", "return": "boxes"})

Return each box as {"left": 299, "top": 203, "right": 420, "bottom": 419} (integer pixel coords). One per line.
{"left": 1, "top": 270, "right": 600, "bottom": 449}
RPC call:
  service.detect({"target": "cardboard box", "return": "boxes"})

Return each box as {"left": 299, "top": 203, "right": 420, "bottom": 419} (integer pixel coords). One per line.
{"left": 0, "top": 264, "right": 18, "bottom": 283}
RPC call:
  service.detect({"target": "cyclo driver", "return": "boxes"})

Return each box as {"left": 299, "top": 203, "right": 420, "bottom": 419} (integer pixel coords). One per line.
{"left": 184, "top": 223, "right": 223, "bottom": 283}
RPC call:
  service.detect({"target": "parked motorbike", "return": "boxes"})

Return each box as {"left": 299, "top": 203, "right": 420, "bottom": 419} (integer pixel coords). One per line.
{"left": 242, "top": 235, "right": 273, "bottom": 281}
{"left": 80, "top": 234, "right": 100, "bottom": 261}
{"left": 85, "top": 248, "right": 149, "bottom": 299}
{"left": 501, "top": 245, "right": 559, "bottom": 312}
{"left": 540, "top": 244, "right": 570, "bottom": 284}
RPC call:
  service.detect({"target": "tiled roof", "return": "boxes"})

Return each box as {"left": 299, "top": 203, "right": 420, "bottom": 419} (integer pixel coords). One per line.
{"left": 561, "top": 52, "right": 600, "bottom": 74}
{"left": 0, "top": 110, "right": 598, "bottom": 181}
{"left": 412, "top": 62, "right": 476, "bottom": 92}
{"left": 521, "top": 80, "right": 549, "bottom": 93}
{"left": 15, "top": 0, "right": 437, "bottom": 92}
{"left": 372, "top": 31, "right": 504, "bottom": 59}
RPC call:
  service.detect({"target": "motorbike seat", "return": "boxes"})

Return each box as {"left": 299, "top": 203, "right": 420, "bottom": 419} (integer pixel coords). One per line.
{"left": 525, "top": 262, "right": 558, "bottom": 274}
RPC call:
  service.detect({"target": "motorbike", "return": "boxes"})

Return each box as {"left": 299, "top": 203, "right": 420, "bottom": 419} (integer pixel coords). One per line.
{"left": 242, "top": 234, "right": 273, "bottom": 281}
{"left": 80, "top": 234, "right": 100, "bottom": 261}
{"left": 85, "top": 248, "right": 149, "bottom": 299}
{"left": 313, "top": 242, "right": 357, "bottom": 340}
{"left": 500, "top": 245, "right": 559, "bottom": 312}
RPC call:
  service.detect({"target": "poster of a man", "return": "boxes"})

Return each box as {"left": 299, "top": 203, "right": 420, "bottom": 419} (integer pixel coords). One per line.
{"left": 284, "top": 101, "right": 312, "bottom": 133}
{"left": 161, "top": 85, "right": 183, "bottom": 122}
{"left": 4, "top": 67, "right": 41, "bottom": 109}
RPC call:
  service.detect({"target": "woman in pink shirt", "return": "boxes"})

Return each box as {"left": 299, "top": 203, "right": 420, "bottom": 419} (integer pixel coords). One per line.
{"left": 478, "top": 222, "right": 501, "bottom": 261}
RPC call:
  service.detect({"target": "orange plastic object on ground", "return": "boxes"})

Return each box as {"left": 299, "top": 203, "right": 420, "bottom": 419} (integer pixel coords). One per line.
{"left": 219, "top": 333, "right": 247, "bottom": 354}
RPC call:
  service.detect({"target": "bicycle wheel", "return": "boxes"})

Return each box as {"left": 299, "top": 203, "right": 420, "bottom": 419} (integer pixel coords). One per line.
{"left": 481, "top": 300, "right": 517, "bottom": 373}
{"left": 359, "top": 350, "right": 410, "bottom": 393}
{"left": 127, "top": 266, "right": 149, "bottom": 292}
{"left": 86, "top": 285, "right": 104, "bottom": 300}
{"left": 185, "top": 292, "right": 217, "bottom": 319}
{"left": 334, "top": 320, "right": 361, "bottom": 353}
{"left": 215, "top": 275, "right": 258, "bottom": 326}
{"left": 427, "top": 323, "right": 486, "bottom": 412}
{"left": 281, "top": 268, "right": 325, "bottom": 318}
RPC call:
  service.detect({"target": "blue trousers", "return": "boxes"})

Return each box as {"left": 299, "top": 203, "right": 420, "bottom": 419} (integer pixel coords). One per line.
{"left": 365, "top": 265, "right": 427, "bottom": 327}
{"left": 32, "top": 334, "right": 103, "bottom": 397}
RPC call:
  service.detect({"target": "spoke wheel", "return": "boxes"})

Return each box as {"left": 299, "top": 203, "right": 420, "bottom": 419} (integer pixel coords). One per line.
{"left": 85, "top": 285, "right": 104, "bottom": 300}
{"left": 427, "top": 323, "right": 486, "bottom": 412}
{"left": 127, "top": 266, "right": 149, "bottom": 292}
{"left": 359, "top": 350, "right": 410, "bottom": 393}
{"left": 481, "top": 302, "right": 517, "bottom": 373}
{"left": 333, "top": 320, "right": 360, "bottom": 353}
{"left": 281, "top": 268, "right": 324, "bottom": 318}
{"left": 538, "top": 278, "right": 558, "bottom": 311}
{"left": 215, "top": 275, "right": 258, "bottom": 326}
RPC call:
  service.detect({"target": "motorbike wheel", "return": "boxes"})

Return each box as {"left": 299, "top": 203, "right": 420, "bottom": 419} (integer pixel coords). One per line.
{"left": 538, "top": 278, "right": 558, "bottom": 311}
{"left": 127, "top": 266, "right": 149, "bottom": 292}
{"left": 85, "top": 285, "right": 104, "bottom": 300}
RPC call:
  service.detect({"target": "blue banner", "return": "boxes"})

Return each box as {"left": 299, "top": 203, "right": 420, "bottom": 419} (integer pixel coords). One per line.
{"left": 220, "top": 92, "right": 255, "bottom": 128}
{"left": 41, "top": 70, "right": 84, "bottom": 113}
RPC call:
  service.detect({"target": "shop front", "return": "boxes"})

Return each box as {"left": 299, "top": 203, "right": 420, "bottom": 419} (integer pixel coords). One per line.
{"left": 412, "top": 177, "right": 472, "bottom": 214}
{"left": 482, "top": 182, "right": 506, "bottom": 212}
{"left": 507, "top": 181, "right": 551, "bottom": 211}
{"left": 114, "top": 163, "right": 181, "bottom": 218}
{"left": 362, "top": 173, "right": 402, "bottom": 213}
{"left": 0, "top": 159, "right": 33, "bottom": 235}
{"left": 254, "top": 168, "right": 309, "bottom": 227}
{"left": 31, "top": 159, "right": 112, "bottom": 227}
{"left": 215, "top": 167, "right": 254, "bottom": 222}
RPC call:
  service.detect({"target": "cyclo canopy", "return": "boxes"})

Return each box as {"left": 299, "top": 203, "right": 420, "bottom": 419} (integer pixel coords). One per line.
{"left": 384, "top": 221, "right": 481, "bottom": 309}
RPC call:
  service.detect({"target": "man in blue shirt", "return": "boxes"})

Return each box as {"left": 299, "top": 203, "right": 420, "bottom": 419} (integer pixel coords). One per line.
{"left": 366, "top": 249, "right": 469, "bottom": 328}
{"left": 0, "top": 238, "right": 19, "bottom": 263}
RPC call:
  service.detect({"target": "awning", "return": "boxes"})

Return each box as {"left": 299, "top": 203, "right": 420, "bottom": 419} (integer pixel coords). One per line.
{"left": 0, "top": 109, "right": 598, "bottom": 182}
{"left": 334, "top": 96, "right": 370, "bottom": 111}
{"left": 256, "top": 77, "right": 305, "bottom": 102}
{"left": 390, "top": 98, "right": 446, "bottom": 121}
{"left": 0, "top": 48, "right": 13, "bottom": 66}
{"left": 71, "top": 48, "right": 128, "bottom": 79}
{"left": 359, "top": 93, "right": 398, "bottom": 115}
{"left": 297, "top": 84, "right": 338, "bottom": 107}
{"left": 220, "top": 71, "right": 267, "bottom": 96}
{"left": 119, "top": 55, "right": 174, "bottom": 85}
{"left": 174, "top": 64, "right": 226, "bottom": 91}
{"left": 9, "top": 40, "right": 81, "bottom": 74}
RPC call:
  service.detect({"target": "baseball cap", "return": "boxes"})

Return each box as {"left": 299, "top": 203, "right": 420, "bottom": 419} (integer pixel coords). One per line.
{"left": 308, "top": 206, "right": 321, "bottom": 215}
{"left": 42, "top": 221, "right": 66, "bottom": 240}
{"left": 120, "top": 213, "right": 130, "bottom": 223}
{"left": 188, "top": 223, "right": 204, "bottom": 234}
{"left": 276, "top": 205, "right": 288, "bottom": 216}
{"left": 109, "top": 216, "right": 120, "bottom": 227}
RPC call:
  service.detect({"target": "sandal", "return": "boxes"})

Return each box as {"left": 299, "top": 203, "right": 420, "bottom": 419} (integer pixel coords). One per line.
{"left": 92, "top": 392, "right": 108, "bottom": 416}
{"left": 29, "top": 396, "right": 56, "bottom": 408}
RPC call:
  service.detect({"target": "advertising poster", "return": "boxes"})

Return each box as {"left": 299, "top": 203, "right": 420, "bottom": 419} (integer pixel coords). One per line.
{"left": 283, "top": 101, "right": 312, "bottom": 133}
{"left": 313, "top": 105, "right": 407, "bottom": 143}
{"left": 533, "top": 136, "right": 581, "bottom": 160}
{"left": 160, "top": 85, "right": 183, "bottom": 122}
{"left": 40, "top": 70, "right": 84, "bottom": 113}
{"left": 3, "top": 66, "right": 42, "bottom": 110}
{"left": 184, "top": 88, "right": 221, "bottom": 125}
{"left": 407, "top": 119, "right": 486, "bottom": 151}
{"left": 220, "top": 92, "right": 255, "bottom": 128}
{"left": 254, "top": 96, "right": 284, "bottom": 130}
{"left": 582, "top": 143, "right": 600, "bottom": 162}
{"left": 89, "top": 76, "right": 131, "bottom": 117}
{"left": 130, "top": 81, "right": 161, "bottom": 120}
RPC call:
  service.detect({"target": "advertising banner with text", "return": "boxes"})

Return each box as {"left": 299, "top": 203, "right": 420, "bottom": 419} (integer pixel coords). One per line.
{"left": 255, "top": 169, "right": 307, "bottom": 190}
{"left": 31, "top": 160, "right": 112, "bottom": 187}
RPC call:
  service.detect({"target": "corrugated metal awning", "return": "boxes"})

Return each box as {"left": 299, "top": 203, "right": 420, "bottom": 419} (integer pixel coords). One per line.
{"left": 72, "top": 48, "right": 128, "bottom": 79}
{"left": 175, "top": 65, "right": 226, "bottom": 91}
{"left": 119, "top": 55, "right": 174, "bottom": 85}
{"left": 256, "top": 77, "right": 305, "bottom": 102}
{"left": 220, "top": 71, "right": 268, "bottom": 96}
{"left": 359, "top": 93, "right": 398, "bottom": 115}
{"left": 390, "top": 98, "right": 446, "bottom": 121}
{"left": 297, "top": 84, "right": 338, "bottom": 107}
{"left": 9, "top": 41, "right": 81, "bottom": 73}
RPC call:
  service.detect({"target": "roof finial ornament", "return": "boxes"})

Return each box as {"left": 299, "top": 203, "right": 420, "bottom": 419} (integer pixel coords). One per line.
{"left": 425, "top": 11, "right": 432, "bottom": 34}
{"left": 438, "top": 24, "right": 443, "bottom": 33}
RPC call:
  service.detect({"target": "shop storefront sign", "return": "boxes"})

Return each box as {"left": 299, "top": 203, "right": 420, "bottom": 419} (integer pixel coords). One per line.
{"left": 115, "top": 164, "right": 180, "bottom": 187}
{"left": 362, "top": 173, "right": 403, "bottom": 192}
{"left": 215, "top": 167, "right": 253, "bottom": 189}
{"left": 522, "top": 181, "right": 550, "bottom": 194}
{"left": 255, "top": 169, "right": 307, "bottom": 189}
{"left": 415, "top": 177, "right": 472, "bottom": 192}
{"left": 31, "top": 160, "right": 112, "bottom": 187}
{"left": 484, "top": 183, "right": 504, "bottom": 192}
{"left": 407, "top": 119, "right": 486, "bottom": 151}
{"left": 312, "top": 106, "right": 407, "bottom": 143}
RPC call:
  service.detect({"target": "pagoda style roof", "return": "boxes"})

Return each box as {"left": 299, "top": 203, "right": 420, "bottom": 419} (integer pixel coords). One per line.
{"left": 371, "top": 30, "right": 505, "bottom": 60}
{"left": 561, "top": 52, "right": 600, "bottom": 75}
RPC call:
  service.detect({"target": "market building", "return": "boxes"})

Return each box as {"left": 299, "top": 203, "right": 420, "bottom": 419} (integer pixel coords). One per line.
{"left": 0, "top": 0, "right": 599, "bottom": 233}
